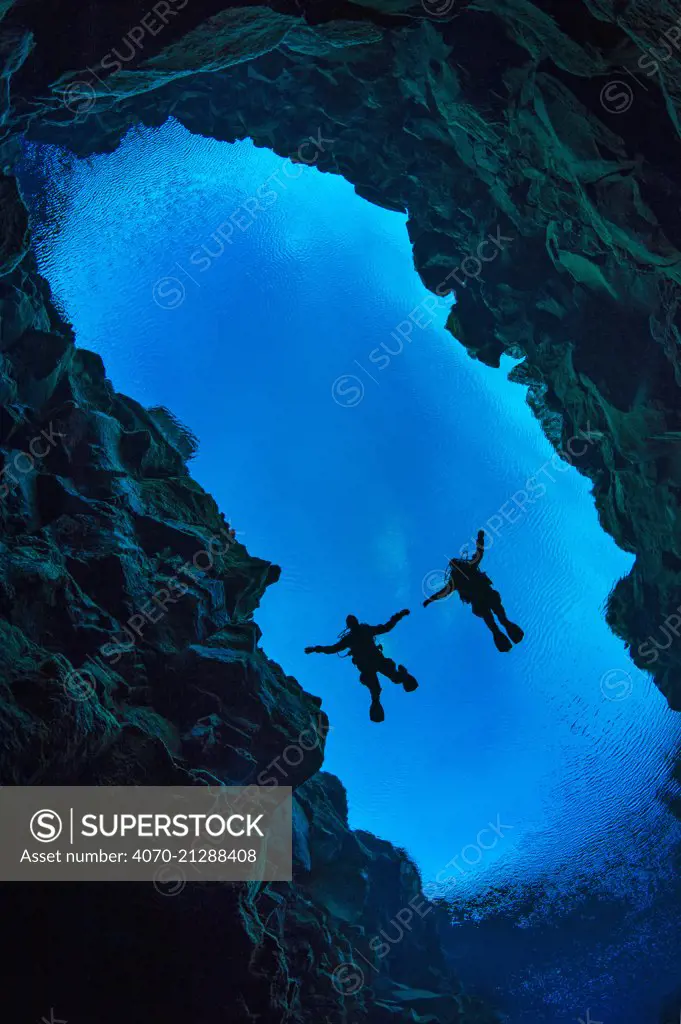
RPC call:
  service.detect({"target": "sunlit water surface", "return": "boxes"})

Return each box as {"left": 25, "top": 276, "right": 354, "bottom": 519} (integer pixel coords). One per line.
{"left": 18, "top": 120, "right": 681, "bottom": 1023}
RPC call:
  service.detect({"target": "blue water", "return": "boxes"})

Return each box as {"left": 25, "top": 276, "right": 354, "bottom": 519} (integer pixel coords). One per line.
{"left": 18, "top": 119, "right": 681, "bottom": 1022}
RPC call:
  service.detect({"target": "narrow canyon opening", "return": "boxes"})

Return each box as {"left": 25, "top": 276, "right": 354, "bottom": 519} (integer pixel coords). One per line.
{"left": 16, "top": 116, "right": 681, "bottom": 1018}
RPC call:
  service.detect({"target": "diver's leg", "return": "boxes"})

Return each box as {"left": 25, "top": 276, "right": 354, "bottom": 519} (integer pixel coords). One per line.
{"left": 359, "top": 669, "right": 385, "bottom": 722}
{"left": 479, "top": 607, "right": 512, "bottom": 652}
{"left": 489, "top": 592, "right": 524, "bottom": 644}
{"left": 378, "top": 657, "right": 419, "bottom": 692}
{"left": 377, "top": 657, "right": 402, "bottom": 684}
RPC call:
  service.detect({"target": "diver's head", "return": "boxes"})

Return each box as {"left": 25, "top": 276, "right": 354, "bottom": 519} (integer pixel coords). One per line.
{"left": 346, "top": 614, "right": 359, "bottom": 629}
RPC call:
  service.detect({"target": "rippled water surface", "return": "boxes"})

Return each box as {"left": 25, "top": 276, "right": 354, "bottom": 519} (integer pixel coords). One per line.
{"left": 18, "top": 120, "right": 681, "bottom": 1022}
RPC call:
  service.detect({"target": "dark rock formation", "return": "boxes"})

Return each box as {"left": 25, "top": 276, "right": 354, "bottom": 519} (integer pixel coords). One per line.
{"left": 660, "top": 986, "right": 681, "bottom": 1023}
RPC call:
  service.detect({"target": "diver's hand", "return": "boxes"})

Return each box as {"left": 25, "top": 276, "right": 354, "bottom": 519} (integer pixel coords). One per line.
{"left": 477, "top": 529, "right": 485, "bottom": 541}
{"left": 423, "top": 598, "right": 431, "bottom": 608}
{"left": 399, "top": 608, "right": 410, "bottom": 618}
{"left": 304, "top": 646, "right": 318, "bottom": 654}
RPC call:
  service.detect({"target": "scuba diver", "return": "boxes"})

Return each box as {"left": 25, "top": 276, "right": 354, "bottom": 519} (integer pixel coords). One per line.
{"left": 305, "top": 608, "right": 418, "bottom": 723}
{"left": 423, "top": 529, "right": 524, "bottom": 652}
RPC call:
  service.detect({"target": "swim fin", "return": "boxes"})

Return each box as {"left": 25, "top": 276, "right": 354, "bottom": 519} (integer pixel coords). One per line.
{"left": 506, "top": 623, "right": 524, "bottom": 644}
{"left": 370, "top": 698, "right": 385, "bottom": 723}
{"left": 398, "top": 666, "right": 419, "bottom": 692}
{"left": 493, "top": 632, "right": 513, "bottom": 653}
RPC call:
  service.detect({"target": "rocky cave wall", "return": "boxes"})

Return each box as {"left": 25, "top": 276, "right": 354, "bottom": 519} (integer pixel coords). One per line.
{"left": 1, "top": 0, "right": 681, "bottom": 1021}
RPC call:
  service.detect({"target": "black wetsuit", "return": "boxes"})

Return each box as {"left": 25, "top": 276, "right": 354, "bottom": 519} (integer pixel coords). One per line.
{"left": 306, "top": 610, "right": 417, "bottom": 719}
{"left": 424, "top": 531, "right": 524, "bottom": 652}
{"left": 344, "top": 626, "right": 407, "bottom": 698}
{"left": 448, "top": 561, "right": 502, "bottom": 617}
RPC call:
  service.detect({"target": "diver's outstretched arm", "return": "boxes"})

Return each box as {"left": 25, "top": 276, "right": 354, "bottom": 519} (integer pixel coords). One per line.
{"left": 470, "top": 529, "right": 485, "bottom": 566}
{"left": 423, "top": 580, "right": 454, "bottom": 607}
{"left": 372, "top": 608, "right": 410, "bottom": 635}
{"left": 305, "top": 639, "right": 349, "bottom": 655}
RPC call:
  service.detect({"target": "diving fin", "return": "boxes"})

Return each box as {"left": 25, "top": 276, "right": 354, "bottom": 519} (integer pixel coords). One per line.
{"left": 493, "top": 632, "right": 513, "bottom": 653}
{"left": 506, "top": 623, "right": 524, "bottom": 644}
{"left": 370, "top": 698, "right": 385, "bottom": 723}
{"left": 398, "top": 666, "right": 419, "bottom": 692}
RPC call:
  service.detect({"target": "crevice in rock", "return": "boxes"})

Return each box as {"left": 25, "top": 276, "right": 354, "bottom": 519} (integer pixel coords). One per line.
{"left": 2, "top": 0, "right": 681, "bottom": 1019}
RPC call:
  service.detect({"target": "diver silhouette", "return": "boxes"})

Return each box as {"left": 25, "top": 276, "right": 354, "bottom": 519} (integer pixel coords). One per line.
{"left": 305, "top": 609, "right": 417, "bottom": 723}
{"left": 423, "top": 529, "right": 524, "bottom": 652}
